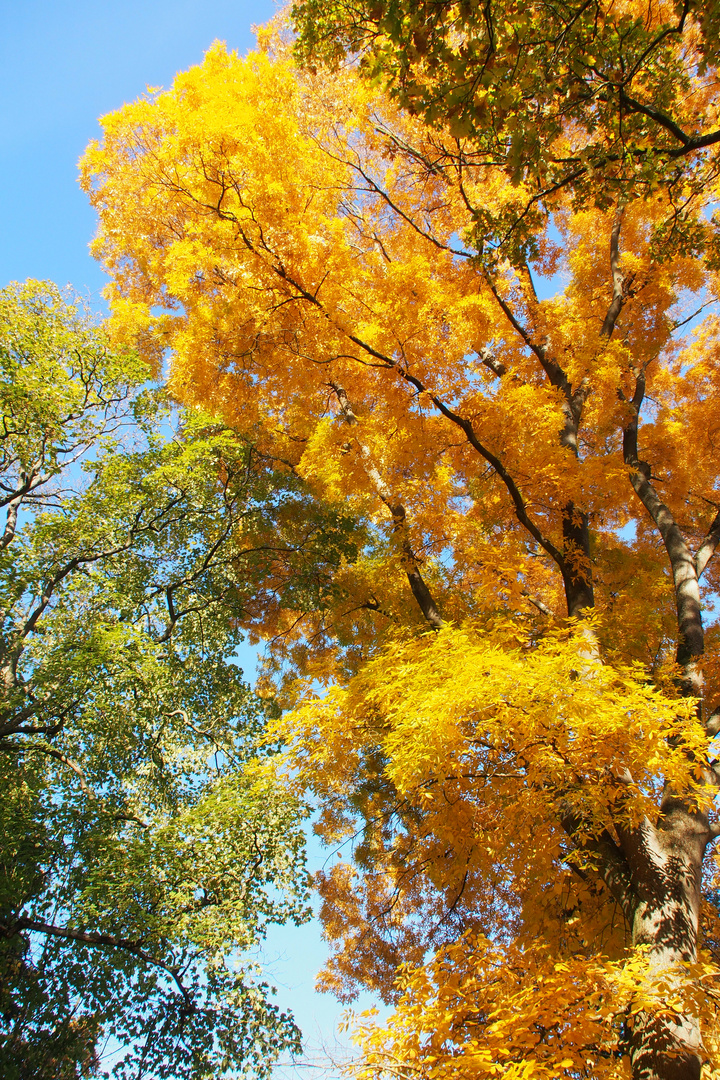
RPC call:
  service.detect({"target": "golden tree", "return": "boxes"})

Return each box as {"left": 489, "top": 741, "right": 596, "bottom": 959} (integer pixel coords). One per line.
{"left": 81, "top": 11, "right": 720, "bottom": 1077}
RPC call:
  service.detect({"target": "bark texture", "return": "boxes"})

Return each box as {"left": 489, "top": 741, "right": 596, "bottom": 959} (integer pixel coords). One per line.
{"left": 623, "top": 810, "right": 710, "bottom": 1079}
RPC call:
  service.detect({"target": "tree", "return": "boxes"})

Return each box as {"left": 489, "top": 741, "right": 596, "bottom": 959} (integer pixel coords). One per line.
{"left": 0, "top": 280, "right": 360, "bottom": 1078}
{"left": 79, "top": 22, "right": 720, "bottom": 1080}
{"left": 291, "top": 0, "right": 720, "bottom": 263}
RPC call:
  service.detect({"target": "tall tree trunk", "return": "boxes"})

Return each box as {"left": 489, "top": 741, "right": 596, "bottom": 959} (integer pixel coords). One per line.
{"left": 624, "top": 805, "right": 710, "bottom": 1079}
{"left": 561, "top": 500, "right": 594, "bottom": 617}
{"left": 618, "top": 345, "right": 720, "bottom": 1076}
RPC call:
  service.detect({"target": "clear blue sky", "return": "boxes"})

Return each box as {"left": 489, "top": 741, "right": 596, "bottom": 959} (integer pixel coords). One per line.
{"left": 0, "top": 1, "right": 381, "bottom": 1070}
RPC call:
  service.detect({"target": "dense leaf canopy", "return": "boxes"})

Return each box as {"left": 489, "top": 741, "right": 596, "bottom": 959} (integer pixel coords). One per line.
{"left": 292, "top": 0, "right": 720, "bottom": 262}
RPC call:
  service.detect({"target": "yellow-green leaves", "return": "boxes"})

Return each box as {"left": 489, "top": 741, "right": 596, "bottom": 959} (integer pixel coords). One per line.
{"left": 287, "top": 621, "right": 705, "bottom": 829}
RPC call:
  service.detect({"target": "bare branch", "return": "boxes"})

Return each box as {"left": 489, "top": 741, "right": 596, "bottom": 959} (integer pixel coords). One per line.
{"left": 27, "top": 744, "right": 94, "bottom": 797}
{"left": 522, "top": 589, "right": 552, "bottom": 617}
{"left": 476, "top": 345, "right": 507, "bottom": 378}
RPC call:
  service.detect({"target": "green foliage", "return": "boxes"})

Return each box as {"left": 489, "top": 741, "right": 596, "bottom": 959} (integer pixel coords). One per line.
{"left": 0, "top": 281, "right": 340, "bottom": 1078}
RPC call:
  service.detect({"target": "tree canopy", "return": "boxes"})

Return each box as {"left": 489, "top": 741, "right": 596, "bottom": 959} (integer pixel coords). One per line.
{"left": 79, "top": 11, "right": 720, "bottom": 1080}
{"left": 0, "top": 280, "right": 356, "bottom": 1078}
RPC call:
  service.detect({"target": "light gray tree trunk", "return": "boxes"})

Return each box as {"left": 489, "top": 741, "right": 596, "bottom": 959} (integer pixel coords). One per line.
{"left": 624, "top": 805, "right": 711, "bottom": 1079}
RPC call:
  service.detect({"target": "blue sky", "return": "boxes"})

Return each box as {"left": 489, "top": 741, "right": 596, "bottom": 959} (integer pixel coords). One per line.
{"left": 0, "top": 0, "right": 273, "bottom": 294}
{"left": 0, "top": 1, "right": 381, "bottom": 1070}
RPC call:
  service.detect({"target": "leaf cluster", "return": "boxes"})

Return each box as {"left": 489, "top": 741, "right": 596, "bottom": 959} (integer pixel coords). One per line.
{"left": 77, "top": 27, "right": 720, "bottom": 1079}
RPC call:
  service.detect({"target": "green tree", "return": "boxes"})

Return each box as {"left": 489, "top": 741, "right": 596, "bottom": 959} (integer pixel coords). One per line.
{"left": 292, "top": 0, "right": 720, "bottom": 262}
{"left": 0, "top": 280, "right": 358, "bottom": 1079}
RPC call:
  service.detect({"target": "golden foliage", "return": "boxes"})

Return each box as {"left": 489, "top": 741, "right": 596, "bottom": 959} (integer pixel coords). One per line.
{"left": 79, "top": 18, "right": 720, "bottom": 1075}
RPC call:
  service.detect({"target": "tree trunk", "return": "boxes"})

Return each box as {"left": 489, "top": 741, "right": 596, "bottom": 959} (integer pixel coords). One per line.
{"left": 561, "top": 500, "right": 594, "bottom": 617}
{"left": 624, "top": 805, "right": 710, "bottom": 1080}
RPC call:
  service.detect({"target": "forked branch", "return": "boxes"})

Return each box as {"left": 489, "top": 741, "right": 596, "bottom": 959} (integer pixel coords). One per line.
{"left": 695, "top": 508, "right": 720, "bottom": 581}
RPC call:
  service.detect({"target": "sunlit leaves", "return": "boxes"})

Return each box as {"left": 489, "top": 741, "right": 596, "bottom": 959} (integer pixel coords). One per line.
{"left": 79, "top": 25, "right": 720, "bottom": 1079}
{"left": 292, "top": 0, "right": 720, "bottom": 261}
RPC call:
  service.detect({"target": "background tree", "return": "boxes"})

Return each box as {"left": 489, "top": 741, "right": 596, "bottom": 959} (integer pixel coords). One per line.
{"left": 80, "top": 19, "right": 720, "bottom": 1080}
{"left": 292, "top": 0, "right": 720, "bottom": 262}
{"left": 0, "top": 281, "right": 358, "bottom": 1079}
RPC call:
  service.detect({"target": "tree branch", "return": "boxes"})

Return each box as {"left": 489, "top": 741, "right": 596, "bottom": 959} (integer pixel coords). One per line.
{"left": 0, "top": 466, "right": 49, "bottom": 550}
{"left": 619, "top": 91, "right": 693, "bottom": 147}
{"left": 476, "top": 345, "right": 507, "bottom": 378}
{"left": 394, "top": 367, "right": 567, "bottom": 572}
{"left": 601, "top": 205, "right": 626, "bottom": 338}
{"left": 5, "top": 916, "right": 194, "bottom": 1007}
{"left": 623, "top": 369, "right": 703, "bottom": 686}
{"left": 695, "top": 508, "right": 720, "bottom": 581}
{"left": 330, "top": 382, "right": 444, "bottom": 629}
{"left": 221, "top": 206, "right": 568, "bottom": 590}
{"left": 485, "top": 272, "right": 584, "bottom": 454}
{"left": 561, "top": 808, "right": 638, "bottom": 925}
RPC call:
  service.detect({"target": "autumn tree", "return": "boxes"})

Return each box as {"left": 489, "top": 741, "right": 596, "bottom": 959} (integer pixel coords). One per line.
{"left": 80, "top": 9, "right": 720, "bottom": 1078}
{"left": 0, "top": 281, "right": 361, "bottom": 1079}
